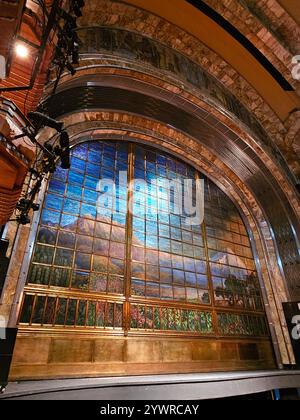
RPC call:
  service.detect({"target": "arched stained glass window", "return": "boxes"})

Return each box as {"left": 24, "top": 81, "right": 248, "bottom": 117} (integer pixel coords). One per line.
{"left": 19, "top": 141, "right": 268, "bottom": 338}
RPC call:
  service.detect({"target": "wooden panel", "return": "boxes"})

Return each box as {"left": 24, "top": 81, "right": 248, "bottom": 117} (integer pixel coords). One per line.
{"left": 126, "top": 340, "right": 162, "bottom": 363}
{"left": 49, "top": 339, "right": 94, "bottom": 364}
{"left": 220, "top": 342, "right": 238, "bottom": 361}
{"left": 238, "top": 343, "right": 260, "bottom": 361}
{"left": 192, "top": 341, "right": 218, "bottom": 361}
{"left": 11, "top": 337, "right": 51, "bottom": 365}
{"left": 9, "top": 334, "right": 276, "bottom": 380}
{"left": 94, "top": 339, "right": 125, "bottom": 363}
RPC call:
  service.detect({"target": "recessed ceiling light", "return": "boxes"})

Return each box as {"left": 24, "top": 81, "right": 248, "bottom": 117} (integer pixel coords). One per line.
{"left": 15, "top": 43, "right": 29, "bottom": 58}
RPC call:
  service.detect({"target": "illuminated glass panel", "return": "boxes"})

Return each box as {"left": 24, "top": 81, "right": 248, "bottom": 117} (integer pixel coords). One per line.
{"left": 20, "top": 141, "right": 268, "bottom": 338}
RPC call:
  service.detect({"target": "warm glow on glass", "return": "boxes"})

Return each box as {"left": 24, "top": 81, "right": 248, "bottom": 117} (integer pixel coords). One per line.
{"left": 15, "top": 43, "right": 29, "bottom": 58}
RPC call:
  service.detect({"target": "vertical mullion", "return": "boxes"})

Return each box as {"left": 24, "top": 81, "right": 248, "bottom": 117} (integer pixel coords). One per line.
{"left": 124, "top": 143, "right": 134, "bottom": 335}
{"left": 199, "top": 173, "right": 218, "bottom": 336}
{"left": 41, "top": 295, "right": 48, "bottom": 326}
{"left": 75, "top": 299, "right": 79, "bottom": 328}
{"left": 29, "top": 295, "right": 37, "bottom": 326}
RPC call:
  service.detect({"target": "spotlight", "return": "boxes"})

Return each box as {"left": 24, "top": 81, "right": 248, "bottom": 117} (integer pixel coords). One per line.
{"left": 17, "top": 214, "right": 31, "bottom": 225}
{"left": 15, "top": 42, "right": 29, "bottom": 58}
{"left": 31, "top": 203, "right": 40, "bottom": 212}
{"left": 16, "top": 199, "right": 30, "bottom": 212}
{"left": 27, "top": 112, "right": 64, "bottom": 132}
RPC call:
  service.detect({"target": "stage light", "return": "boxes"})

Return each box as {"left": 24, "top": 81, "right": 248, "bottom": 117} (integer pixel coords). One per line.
{"left": 31, "top": 203, "right": 40, "bottom": 212}
{"left": 27, "top": 112, "right": 64, "bottom": 131}
{"left": 15, "top": 43, "right": 29, "bottom": 58}
{"left": 17, "top": 214, "right": 31, "bottom": 225}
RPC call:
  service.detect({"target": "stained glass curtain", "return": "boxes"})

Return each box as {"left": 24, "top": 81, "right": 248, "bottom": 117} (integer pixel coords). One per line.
{"left": 19, "top": 141, "right": 268, "bottom": 338}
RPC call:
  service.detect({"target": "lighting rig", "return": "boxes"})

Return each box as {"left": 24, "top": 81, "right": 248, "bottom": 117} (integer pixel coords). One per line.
{"left": 52, "top": 0, "right": 85, "bottom": 89}
{"left": 12, "top": 112, "right": 70, "bottom": 225}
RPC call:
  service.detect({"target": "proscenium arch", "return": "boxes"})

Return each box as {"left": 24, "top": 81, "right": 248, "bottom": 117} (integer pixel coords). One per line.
{"left": 31, "top": 112, "right": 295, "bottom": 366}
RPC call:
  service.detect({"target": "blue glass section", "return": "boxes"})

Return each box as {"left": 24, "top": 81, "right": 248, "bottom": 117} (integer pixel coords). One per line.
{"left": 112, "top": 212, "right": 126, "bottom": 226}
{"left": 86, "top": 162, "right": 101, "bottom": 178}
{"left": 103, "top": 155, "right": 115, "bottom": 168}
{"left": 157, "top": 154, "right": 167, "bottom": 166}
{"left": 83, "top": 188, "right": 98, "bottom": 205}
{"left": 146, "top": 235, "right": 158, "bottom": 249}
{"left": 185, "top": 272, "right": 197, "bottom": 286}
{"left": 88, "top": 150, "right": 102, "bottom": 164}
{"left": 102, "top": 168, "right": 115, "bottom": 179}
{"left": 103, "top": 144, "right": 116, "bottom": 156}
{"left": 89, "top": 142, "right": 102, "bottom": 153}
{"left": 67, "top": 184, "right": 82, "bottom": 200}
{"left": 71, "top": 156, "right": 86, "bottom": 173}
{"left": 48, "top": 179, "right": 65, "bottom": 195}
{"left": 84, "top": 175, "right": 98, "bottom": 190}
{"left": 68, "top": 171, "right": 84, "bottom": 185}
{"left": 81, "top": 203, "right": 96, "bottom": 219}
{"left": 63, "top": 198, "right": 80, "bottom": 215}
{"left": 133, "top": 218, "right": 144, "bottom": 231}
{"left": 44, "top": 194, "right": 63, "bottom": 211}
{"left": 53, "top": 166, "right": 68, "bottom": 182}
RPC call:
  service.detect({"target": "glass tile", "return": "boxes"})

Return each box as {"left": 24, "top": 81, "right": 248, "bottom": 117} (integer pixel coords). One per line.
{"left": 37, "top": 227, "right": 57, "bottom": 245}
{"left": 93, "top": 239, "right": 109, "bottom": 257}
{"left": 72, "top": 271, "right": 89, "bottom": 290}
{"left": 57, "top": 231, "right": 76, "bottom": 249}
{"left": 33, "top": 245, "right": 54, "bottom": 265}
{"left": 90, "top": 273, "right": 107, "bottom": 293}
{"left": 66, "top": 184, "right": 82, "bottom": 200}
{"left": 41, "top": 209, "right": 60, "bottom": 227}
{"left": 63, "top": 198, "right": 80, "bottom": 215}
{"left": 54, "top": 248, "right": 74, "bottom": 267}
{"left": 107, "top": 275, "right": 124, "bottom": 294}
{"left": 48, "top": 179, "right": 65, "bottom": 195}
{"left": 93, "top": 255, "right": 108, "bottom": 272}
{"left": 44, "top": 194, "right": 63, "bottom": 211}
{"left": 69, "top": 171, "right": 84, "bottom": 185}
{"left": 51, "top": 267, "right": 70, "bottom": 287}
{"left": 74, "top": 252, "right": 91, "bottom": 271}
{"left": 76, "top": 235, "right": 93, "bottom": 253}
